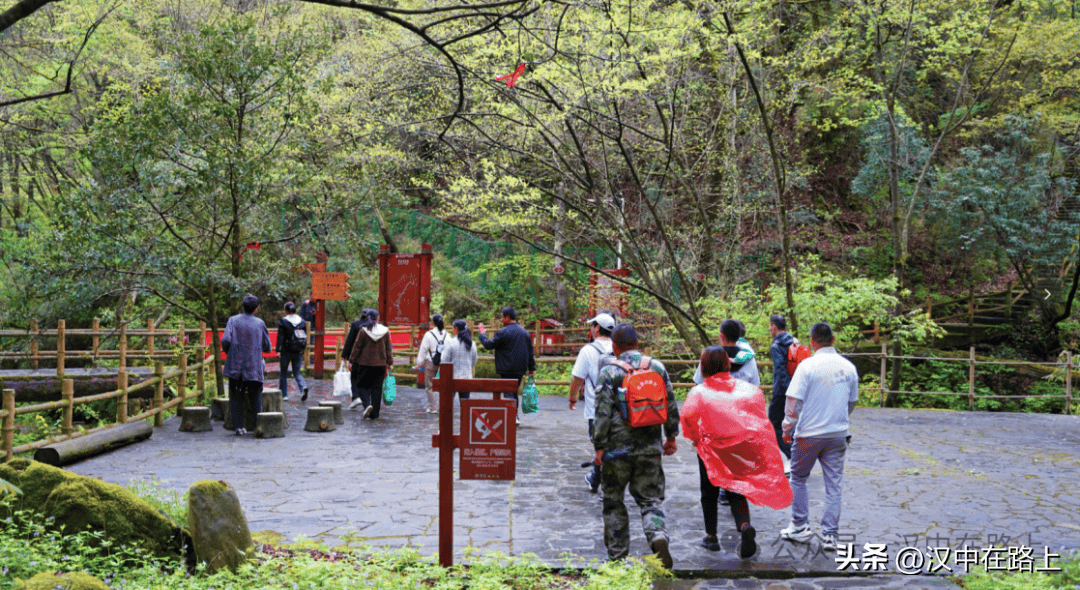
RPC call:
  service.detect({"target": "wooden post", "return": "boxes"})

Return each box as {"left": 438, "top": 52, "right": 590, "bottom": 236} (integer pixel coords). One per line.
{"left": 147, "top": 319, "right": 156, "bottom": 358}
{"left": 536, "top": 321, "right": 544, "bottom": 356}
{"left": 1066, "top": 351, "right": 1073, "bottom": 416}
{"left": 177, "top": 354, "right": 188, "bottom": 416}
{"left": 873, "top": 320, "right": 880, "bottom": 345}
{"left": 153, "top": 361, "right": 165, "bottom": 427}
{"left": 968, "top": 347, "right": 976, "bottom": 412}
{"left": 92, "top": 318, "right": 101, "bottom": 360}
{"left": 968, "top": 286, "right": 975, "bottom": 346}
{"left": 2, "top": 389, "right": 15, "bottom": 461}
{"left": 117, "top": 370, "right": 129, "bottom": 424}
{"left": 119, "top": 325, "right": 128, "bottom": 372}
{"left": 30, "top": 319, "right": 39, "bottom": 370}
{"left": 56, "top": 319, "right": 66, "bottom": 376}
{"left": 61, "top": 379, "right": 74, "bottom": 436}
{"left": 197, "top": 321, "right": 207, "bottom": 402}
{"left": 880, "top": 342, "right": 888, "bottom": 408}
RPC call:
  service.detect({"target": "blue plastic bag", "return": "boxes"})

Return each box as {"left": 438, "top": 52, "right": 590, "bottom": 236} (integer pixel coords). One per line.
{"left": 521, "top": 376, "right": 539, "bottom": 414}
{"left": 383, "top": 374, "right": 397, "bottom": 406}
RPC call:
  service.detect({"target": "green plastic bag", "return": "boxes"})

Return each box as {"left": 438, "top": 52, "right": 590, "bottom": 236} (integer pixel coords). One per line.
{"left": 383, "top": 374, "right": 396, "bottom": 406}
{"left": 521, "top": 376, "right": 539, "bottom": 414}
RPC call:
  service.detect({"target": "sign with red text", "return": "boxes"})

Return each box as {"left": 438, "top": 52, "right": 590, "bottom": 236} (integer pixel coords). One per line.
{"left": 459, "top": 399, "right": 517, "bottom": 480}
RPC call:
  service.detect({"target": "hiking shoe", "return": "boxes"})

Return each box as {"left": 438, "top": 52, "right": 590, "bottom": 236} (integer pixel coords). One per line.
{"left": 700, "top": 535, "right": 720, "bottom": 552}
{"left": 349, "top": 398, "right": 363, "bottom": 410}
{"left": 234, "top": 428, "right": 246, "bottom": 436}
{"left": 585, "top": 472, "right": 599, "bottom": 493}
{"left": 650, "top": 538, "right": 673, "bottom": 569}
{"left": 301, "top": 388, "right": 309, "bottom": 402}
{"left": 821, "top": 534, "right": 838, "bottom": 551}
{"left": 780, "top": 522, "right": 813, "bottom": 543}
{"left": 739, "top": 525, "right": 757, "bottom": 558}
{"left": 363, "top": 405, "right": 374, "bottom": 418}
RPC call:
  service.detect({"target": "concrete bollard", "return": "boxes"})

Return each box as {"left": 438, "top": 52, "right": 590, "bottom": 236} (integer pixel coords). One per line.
{"left": 254, "top": 413, "right": 285, "bottom": 438}
{"left": 318, "top": 400, "right": 344, "bottom": 425}
{"left": 304, "top": 407, "right": 335, "bottom": 432}
{"left": 179, "top": 406, "right": 213, "bottom": 432}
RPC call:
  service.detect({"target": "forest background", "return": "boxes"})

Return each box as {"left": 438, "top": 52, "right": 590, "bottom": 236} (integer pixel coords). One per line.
{"left": 0, "top": 0, "right": 1078, "bottom": 390}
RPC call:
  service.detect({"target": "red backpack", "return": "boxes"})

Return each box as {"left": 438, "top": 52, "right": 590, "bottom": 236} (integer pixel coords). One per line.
{"left": 613, "top": 356, "right": 668, "bottom": 427}
{"left": 787, "top": 339, "right": 812, "bottom": 376}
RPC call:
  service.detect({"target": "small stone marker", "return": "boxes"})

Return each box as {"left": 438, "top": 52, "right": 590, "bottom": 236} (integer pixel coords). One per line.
{"left": 179, "top": 406, "right": 212, "bottom": 432}
{"left": 211, "top": 397, "right": 229, "bottom": 422}
{"left": 318, "top": 400, "right": 344, "bottom": 424}
{"left": 187, "top": 480, "right": 254, "bottom": 575}
{"left": 304, "top": 406, "right": 335, "bottom": 432}
{"left": 254, "top": 412, "right": 285, "bottom": 438}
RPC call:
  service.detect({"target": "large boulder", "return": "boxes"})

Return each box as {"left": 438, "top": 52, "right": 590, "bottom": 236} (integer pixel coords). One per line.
{"left": 0, "top": 458, "right": 189, "bottom": 562}
{"left": 17, "top": 571, "right": 110, "bottom": 590}
{"left": 186, "top": 480, "right": 255, "bottom": 575}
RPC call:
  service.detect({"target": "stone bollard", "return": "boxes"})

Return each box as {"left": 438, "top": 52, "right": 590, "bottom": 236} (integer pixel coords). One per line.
{"left": 211, "top": 397, "right": 229, "bottom": 422}
{"left": 254, "top": 412, "right": 285, "bottom": 438}
{"left": 179, "top": 406, "right": 212, "bottom": 432}
{"left": 304, "top": 406, "right": 335, "bottom": 432}
{"left": 187, "top": 480, "right": 254, "bottom": 575}
{"left": 318, "top": 400, "right": 344, "bottom": 425}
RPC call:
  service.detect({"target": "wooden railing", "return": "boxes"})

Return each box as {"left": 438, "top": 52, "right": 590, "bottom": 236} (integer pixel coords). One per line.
{"left": 1, "top": 354, "right": 214, "bottom": 461}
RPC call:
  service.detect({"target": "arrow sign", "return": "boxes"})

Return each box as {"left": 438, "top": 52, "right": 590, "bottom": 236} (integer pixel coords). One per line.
{"left": 312, "top": 272, "right": 351, "bottom": 301}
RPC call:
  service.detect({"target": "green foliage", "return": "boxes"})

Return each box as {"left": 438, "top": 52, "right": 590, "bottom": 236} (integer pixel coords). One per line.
{"left": 125, "top": 478, "right": 187, "bottom": 528}
{"left": 958, "top": 549, "right": 1079, "bottom": 590}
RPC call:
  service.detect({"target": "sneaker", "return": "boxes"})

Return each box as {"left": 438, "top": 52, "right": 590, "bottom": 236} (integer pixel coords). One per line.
{"left": 363, "top": 405, "right": 374, "bottom": 418}
{"left": 739, "top": 525, "right": 757, "bottom": 558}
{"left": 426, "top": 408, "right": 438, "bottom": 414}
{"left": 301, "top": 388, "right": 309, "bottom": 402}
{"left": 650, "top": 538, "right": 673, "bottom": 569}
{"left": 234, "top": 428, "right": 246, "bottom": 436}
{"left": 779, "top": 522, "right": 813, "bottom": 544}
{"left": 700, "top": 535, "right": 720, "bottom": 552}
{"left": 281, "top": 395, "right": 288, "bottom": 400}
{"left": 821, "top": 534, "right": 838, "bottom": 551}
{"left": 585, "top": 472, "right": 599, "bottom": 493}
{"left": 349, "top": 398, "right": 363, "bottom": 410}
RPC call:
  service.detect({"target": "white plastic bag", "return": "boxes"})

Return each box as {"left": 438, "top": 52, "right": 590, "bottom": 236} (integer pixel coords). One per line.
{"left": 333, "top": 367, "right": 351, "bottom": 397}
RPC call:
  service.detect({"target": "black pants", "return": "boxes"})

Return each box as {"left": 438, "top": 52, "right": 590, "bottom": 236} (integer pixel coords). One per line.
{"left": 768, "top": 392, "right": 792, "bottom": 459}
{"left": 499, "top": 373, "right": 523, "bottom": 416}
{"left": 588, "top": 419, "right": 602, "bottom": 485}
{"left": 698, "top": 456, "right": 750, "bottom": 537}
{"left": 228, "top": 378, "right": 262, "bottom": 431}
{"left": 351, "top": 365, "right": 386, "bottom": 418}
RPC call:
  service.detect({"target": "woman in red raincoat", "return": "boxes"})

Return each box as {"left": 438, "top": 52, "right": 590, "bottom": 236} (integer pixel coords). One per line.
{"left": 681, "top": 346, "right": 793, "bottom": 558}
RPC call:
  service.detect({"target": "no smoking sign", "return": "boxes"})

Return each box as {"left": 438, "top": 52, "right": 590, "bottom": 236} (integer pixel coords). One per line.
{"left": 459, "top": 399, "right": 517, "bottom": 480}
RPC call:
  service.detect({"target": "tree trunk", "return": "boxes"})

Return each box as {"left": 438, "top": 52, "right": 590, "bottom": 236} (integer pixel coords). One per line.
{"left": 33, "top": 421, "right": 153, "bottom": 466}
{"left": 553, "top": 199, "right": 571, "bottom": 321}
{"left": 206, "top": 287, "right": 226, "bottom": 399}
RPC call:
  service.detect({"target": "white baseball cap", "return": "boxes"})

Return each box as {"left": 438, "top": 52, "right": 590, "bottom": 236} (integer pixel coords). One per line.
{"left": 587, "top": 313, "right": 616, "bottom": 331}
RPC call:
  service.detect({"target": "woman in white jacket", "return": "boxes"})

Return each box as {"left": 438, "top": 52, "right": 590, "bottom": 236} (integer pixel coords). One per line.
{"left": 415, "top": 314, "right": 448, "bottom": 413}
{"left": 440, "top": 319, "right": 479, "bottom": 402}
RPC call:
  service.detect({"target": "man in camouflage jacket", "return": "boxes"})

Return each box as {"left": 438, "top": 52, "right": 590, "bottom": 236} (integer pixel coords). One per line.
{"left": 592, "top": 323, "right": 680, "bottom": 568}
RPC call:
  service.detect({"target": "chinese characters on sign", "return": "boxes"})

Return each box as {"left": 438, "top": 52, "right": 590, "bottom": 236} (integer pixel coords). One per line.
{"left": 459, "top": 399, "right": 517, "bottom": 480}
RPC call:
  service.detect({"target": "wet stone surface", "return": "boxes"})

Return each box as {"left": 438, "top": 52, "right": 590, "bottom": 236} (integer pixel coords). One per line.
{"left": 65, "top": 380, "right": 1079, "bottom": 586}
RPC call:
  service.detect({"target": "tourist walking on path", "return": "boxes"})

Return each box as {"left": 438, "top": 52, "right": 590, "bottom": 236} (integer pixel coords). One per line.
{"left": 440, "top": 319, "right": 479, "bottom": 401}
{"left": 477, "top": 306, "right": 535, "bottom": 423}
{"left": 592, "top": 323, "right": 679, "bottom": 569}
{"left": 343, "top": 308, "right": 394, "bottom": 419}
{"left": 682, "top": 346, "right": 792, "bottom": 558}
{"left": 221, "top": 294, "right": 272, "bottom": 435}
{"left": 780, "top": 322, "right": 859, "bottom": 551}
{"left": 768, "top": 315, "right": 795, "bottom": 462}
{"left": 415, "top": 314, "right": 448, "bottom": 413}
{"left": 693, "top": 319, "right": 760, "bottom": 386}
{"left": 569, "top": 312, "right": 615, "bottom": 493}
{"left": 275, "top": 302, "right": 309, "bottom": 401}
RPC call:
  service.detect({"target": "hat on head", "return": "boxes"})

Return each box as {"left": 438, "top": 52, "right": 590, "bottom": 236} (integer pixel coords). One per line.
{"left": 587, "top": 313, "right": 616, "bottom": 332}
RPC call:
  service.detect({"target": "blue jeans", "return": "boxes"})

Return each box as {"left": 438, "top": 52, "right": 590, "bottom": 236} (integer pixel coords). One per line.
{"left": 789, "top": 436, "right": 848, "bottom": 536}
{"left": 278, "top": 351, "right": 306, "bottom": 396}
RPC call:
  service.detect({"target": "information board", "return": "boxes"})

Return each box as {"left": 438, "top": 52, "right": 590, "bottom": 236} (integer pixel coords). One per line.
{"left": 377, "top": 244, "right": 432, "bottom": 326}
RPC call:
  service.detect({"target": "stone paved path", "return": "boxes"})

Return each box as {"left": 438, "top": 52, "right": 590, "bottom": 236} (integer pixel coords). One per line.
{"left": 66, "top": 381, "right": 1080, "bottom": 588}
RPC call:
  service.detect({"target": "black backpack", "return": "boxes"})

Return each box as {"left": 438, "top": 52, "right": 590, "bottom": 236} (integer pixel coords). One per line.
{"left": 282, "top": 320, "right": 307, "bottom": 353}
{"left": 430, "top": 331, "right": 447, "bottom": 366}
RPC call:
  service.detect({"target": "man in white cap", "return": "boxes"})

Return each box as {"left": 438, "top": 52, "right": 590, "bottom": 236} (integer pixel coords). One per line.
{"left": 569, "top": 311, "right": 616, "bottom": 492}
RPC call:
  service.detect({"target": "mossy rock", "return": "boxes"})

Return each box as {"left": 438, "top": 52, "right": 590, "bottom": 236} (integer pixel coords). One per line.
{"left": 0, "top": 459, "right": 190, "bottom": 562}
{"left": 17, "top": 571, "right": 109, "bottom": 590}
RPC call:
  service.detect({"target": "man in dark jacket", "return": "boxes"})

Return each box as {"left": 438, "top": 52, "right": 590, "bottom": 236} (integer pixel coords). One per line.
{"left": 769, "top": 314, "right": 794, "bottom": 461}
{"left": 477, "top": 306, "right": 535, "bottom": 422}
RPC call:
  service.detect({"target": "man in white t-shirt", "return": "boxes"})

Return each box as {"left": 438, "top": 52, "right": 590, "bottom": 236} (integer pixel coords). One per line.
{"left": 779, "top": 322, "right": 859, "bottom": 551}
{"left": 568, "top": 312, "right": 615, "bottom": 493}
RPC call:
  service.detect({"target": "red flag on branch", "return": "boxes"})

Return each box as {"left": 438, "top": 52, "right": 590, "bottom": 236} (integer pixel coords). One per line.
{"left": 496, "top": 63, "right": 526, "bottom": 88}
{"left": 239, "top": 242, "right": 261, "bottom": 261}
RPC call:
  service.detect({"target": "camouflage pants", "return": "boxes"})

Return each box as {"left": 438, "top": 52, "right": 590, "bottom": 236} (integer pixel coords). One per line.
{"left": 601, "top": 453, "right": 667, "bottom": 560}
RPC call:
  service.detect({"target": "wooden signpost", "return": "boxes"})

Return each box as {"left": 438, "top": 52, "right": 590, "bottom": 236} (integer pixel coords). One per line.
{"left": 310, "top": 270, "right": 349, "bottom": 378}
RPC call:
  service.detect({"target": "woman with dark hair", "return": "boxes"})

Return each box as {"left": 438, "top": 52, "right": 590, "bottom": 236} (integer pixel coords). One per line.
{"left": 343, "top": 308, "right": 394, "bottom": 418}
{"left": 440, "top": 319, "right": 479, "bottom": 402}
{"left": 275, "top": 301, "right": 309, "bottom": 401}
{"left": 415, "top": 313, "right": 448, "bottom": 414}
{"left": 681, "top": 346, "right": 792, "bottom": 558}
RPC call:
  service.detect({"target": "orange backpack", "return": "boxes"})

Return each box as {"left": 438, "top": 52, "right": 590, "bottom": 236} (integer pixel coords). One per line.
{"left": 613, "top": 356, "right": 668, "bottom": 427}
{"left": 787, "top": 339, "right": 812, "bottom": 376}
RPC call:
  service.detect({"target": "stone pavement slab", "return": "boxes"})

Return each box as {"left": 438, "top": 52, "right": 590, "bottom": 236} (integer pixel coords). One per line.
{"left": 66, "top": 381, "right": 1079, "bottom": 585}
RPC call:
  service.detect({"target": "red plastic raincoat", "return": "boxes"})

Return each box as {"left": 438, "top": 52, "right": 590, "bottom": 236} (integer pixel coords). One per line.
{"left": 681, "top": 373, "right": 793, "bottom": 510}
